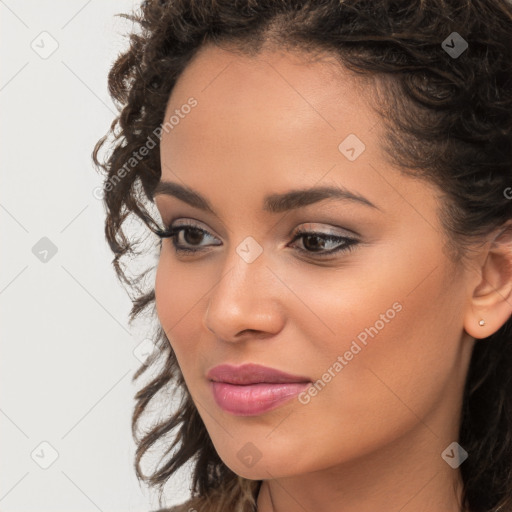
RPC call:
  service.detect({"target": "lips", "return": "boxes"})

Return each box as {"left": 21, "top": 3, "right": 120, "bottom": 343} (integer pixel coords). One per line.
{"left": 206, "top": 363, "right": 311, "bottom": 385}
{"left": 206, "top": 363, "right": 312, "bottom": 416}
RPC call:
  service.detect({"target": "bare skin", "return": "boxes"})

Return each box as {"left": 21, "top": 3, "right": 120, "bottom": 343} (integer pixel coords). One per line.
{"left": 153, "top": 44, "right": 512, "bottom": 512}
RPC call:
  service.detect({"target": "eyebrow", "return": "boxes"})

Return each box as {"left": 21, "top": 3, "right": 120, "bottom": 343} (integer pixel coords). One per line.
{"left": 153, "top": 180, "right": 380, "bottom": 213}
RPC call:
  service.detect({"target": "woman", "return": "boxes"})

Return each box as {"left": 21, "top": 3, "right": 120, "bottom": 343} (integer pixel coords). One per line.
{"left": 93, "top": 0, "right": 512, "bottom": 511}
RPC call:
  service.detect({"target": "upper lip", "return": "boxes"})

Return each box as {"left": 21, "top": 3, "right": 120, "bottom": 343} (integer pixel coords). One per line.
{"left": 206, "top": 363, "right": 311, "bottom": 385}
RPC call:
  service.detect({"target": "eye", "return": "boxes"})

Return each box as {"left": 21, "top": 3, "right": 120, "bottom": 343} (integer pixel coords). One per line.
{"left": 288, "top": 227, "right": 359, "bottom": 258}
{"left": 154, "top": 221, "right": 359, "bottom": 258}
{"left": 154, "top": 221, "right": 221, "bottom": 254}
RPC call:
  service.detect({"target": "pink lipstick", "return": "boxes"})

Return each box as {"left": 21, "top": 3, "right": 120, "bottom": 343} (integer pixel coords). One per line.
{"left": 206, "top": 363, "right": 311, "bottom": 416}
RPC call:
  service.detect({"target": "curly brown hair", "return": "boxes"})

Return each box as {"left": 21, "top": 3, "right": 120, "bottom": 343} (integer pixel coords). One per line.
{"left": 92, "top": 1, "right": 512, "bottom": 511}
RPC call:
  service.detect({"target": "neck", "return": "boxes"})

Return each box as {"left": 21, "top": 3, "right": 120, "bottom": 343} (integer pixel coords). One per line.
{"left": 256, "top": 423, "right": 466, "bottom": 512}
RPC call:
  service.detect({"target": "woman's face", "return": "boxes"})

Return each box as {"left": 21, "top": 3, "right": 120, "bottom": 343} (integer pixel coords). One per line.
{"left": 154, "top": 45, "right": 477, "bottom": 480}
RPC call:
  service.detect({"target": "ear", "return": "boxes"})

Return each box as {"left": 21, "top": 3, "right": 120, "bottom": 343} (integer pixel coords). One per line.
{"left": 464, "top": 221, "right": 512, "bottom": 339}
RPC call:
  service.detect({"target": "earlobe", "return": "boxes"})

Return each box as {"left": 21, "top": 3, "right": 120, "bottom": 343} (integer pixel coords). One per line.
{"left": 463, "top": 221, "right": 512, "bottom": 340}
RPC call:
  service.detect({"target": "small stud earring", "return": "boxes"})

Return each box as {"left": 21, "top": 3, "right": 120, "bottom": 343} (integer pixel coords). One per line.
{"left": 479, "top": 319, "right": 486, "bottom": 326}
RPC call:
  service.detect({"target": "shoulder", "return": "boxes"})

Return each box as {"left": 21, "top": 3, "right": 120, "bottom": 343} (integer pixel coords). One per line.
{"left": 151, "top": 497, "right": 201, "bottom": 512}
{"left": 149, "top": 477, "right": 260, "bottom": 512}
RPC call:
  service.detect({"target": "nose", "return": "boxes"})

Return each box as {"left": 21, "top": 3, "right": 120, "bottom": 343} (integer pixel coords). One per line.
{"left": 203, "top": 245, "right": 285, "bottom": 343}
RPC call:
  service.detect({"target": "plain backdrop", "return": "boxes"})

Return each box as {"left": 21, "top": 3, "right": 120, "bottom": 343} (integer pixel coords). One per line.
{"left": 0, "top": 1, "right": 193, "bottom": 511}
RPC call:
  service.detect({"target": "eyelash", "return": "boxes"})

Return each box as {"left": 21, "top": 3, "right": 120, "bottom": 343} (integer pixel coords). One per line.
{"left": 154, "top": 221, "right": 359, "bottom": 259}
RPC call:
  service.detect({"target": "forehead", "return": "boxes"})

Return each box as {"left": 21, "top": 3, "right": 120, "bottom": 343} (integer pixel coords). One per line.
{"left": 163, "top": 44, "right": 375, "bottom": 129}
{"left": 157, "top": 44, "right": 442, "bottom": 228}
{"left": 160, "top": 46, "right": 378, "bottom": 178}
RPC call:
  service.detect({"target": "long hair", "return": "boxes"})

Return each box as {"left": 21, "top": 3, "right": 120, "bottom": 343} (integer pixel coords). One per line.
{"left": 92, "top": 1, "right": 512, "bottom": 510}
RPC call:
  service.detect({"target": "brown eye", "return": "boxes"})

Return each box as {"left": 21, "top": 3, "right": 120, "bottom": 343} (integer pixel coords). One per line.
{"left": 180, "top": 227, "right": 206, "bottom": 246}
{"left": 155, "top": 221, "right": 359, "bottom": 259}
{"left": 301, "top": 233, "right": 328, "bottom": 252}
{"left": 290, "top": 229, "right": 359, "bottom": 257}
{"left": 159, "top": 223, "right": 222, "bottom": 254}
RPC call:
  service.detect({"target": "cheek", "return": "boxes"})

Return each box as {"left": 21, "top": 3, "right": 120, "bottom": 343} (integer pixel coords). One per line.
{"left": 289, "top": 235, "right": 463, "bottom": 378}
{"left": 154, "top": 250, "right": 208, "bottom": 368}
{"left": 262, "top": 253, "right": 465, "bottom": 464}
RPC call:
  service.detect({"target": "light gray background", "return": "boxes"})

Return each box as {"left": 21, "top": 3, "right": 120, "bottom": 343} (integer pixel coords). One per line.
{"left": 1, "top": 1, "right": 192, "bottom": 510}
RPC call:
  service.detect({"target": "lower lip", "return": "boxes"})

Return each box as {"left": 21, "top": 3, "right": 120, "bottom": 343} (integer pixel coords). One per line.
{"left": 210, "top": 381, "right": 311, "bottom": 416}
